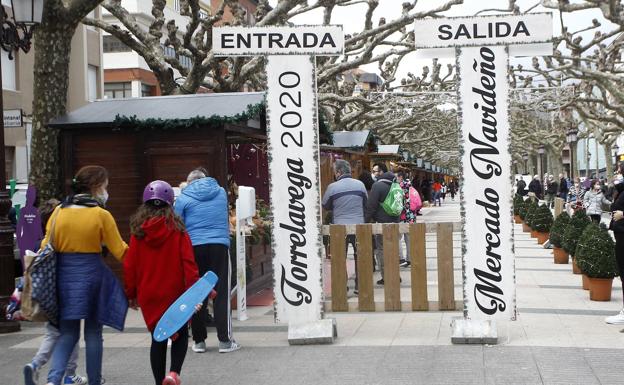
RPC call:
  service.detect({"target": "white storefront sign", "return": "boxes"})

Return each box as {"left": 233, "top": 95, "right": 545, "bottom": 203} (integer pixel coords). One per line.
{"left": 415, "top": 14, "right": 552, "bottom": 324}
{"left": 214, "top": 27, "right": 344, "bottom": 333}
{"left": 4, "top": 109, "right": 22, "bottom": 128}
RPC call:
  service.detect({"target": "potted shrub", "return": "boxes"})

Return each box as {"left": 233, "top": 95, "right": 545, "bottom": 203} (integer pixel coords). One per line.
{"left": 531, "top": 204, "right": 553, "bottom": 245}
{"left": 518, "top": 199, "right": 530, "bottom": 232}
{"left": 575, "top": 223, "right": 619, "bottom": 301}
{"left": 562, "top": 209, "right": 591, "bottom": 275}
{"left": 549, "top": 211, "right": 570, "bottom": 264}
{"left": 524, "top": 199, "right": 539, "bottom": 235}
{"left": 513, "top": 195, "right": 523, "bottom": 224}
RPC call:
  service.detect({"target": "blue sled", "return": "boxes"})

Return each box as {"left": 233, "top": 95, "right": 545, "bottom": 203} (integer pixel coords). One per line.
{"left": 153, "top": 271, "right": 218, "bottom": 342}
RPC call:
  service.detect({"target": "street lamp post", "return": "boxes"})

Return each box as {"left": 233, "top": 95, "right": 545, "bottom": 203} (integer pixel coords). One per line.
{"left": 612, "top": 143, "right": 619, "bottom": 172}
{"left": 522, "top": 152, "right": 529, "bottom": 174}
{"left": 0, "top": 0, "right": 43, "bottom": 333}
{"left": 566, "top": 127, "right": 578, "bottom": 180}
{"left": 537, "top": 145, "right": 545, "bottom": 178}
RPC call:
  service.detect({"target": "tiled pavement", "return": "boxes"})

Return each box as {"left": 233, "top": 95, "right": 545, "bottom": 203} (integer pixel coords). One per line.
{"left": 3, "top": 199, "right": 624, "bottom": 384}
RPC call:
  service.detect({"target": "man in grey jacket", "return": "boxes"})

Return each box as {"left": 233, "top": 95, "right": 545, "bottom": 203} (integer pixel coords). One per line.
{"left": 322, "top": 159, "right": 368, "bottom": 293}
{"left": 365, "top": 163, "right": 401, "bottom": 285}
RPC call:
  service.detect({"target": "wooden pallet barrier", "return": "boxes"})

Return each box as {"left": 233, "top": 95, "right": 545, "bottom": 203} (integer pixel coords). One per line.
{"left": 323, "top": 222, "right": 459, "bottom": 312}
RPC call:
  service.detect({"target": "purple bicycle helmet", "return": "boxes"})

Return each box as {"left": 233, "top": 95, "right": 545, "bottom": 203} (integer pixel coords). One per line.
{"left": 143, "top": 180, "right": 174, "bottom": 206}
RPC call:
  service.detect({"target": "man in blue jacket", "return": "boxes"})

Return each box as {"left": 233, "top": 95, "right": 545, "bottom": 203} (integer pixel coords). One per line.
{"left": 322, "top": 159, "right": 367, "bottom": 294}
{"left": 174, "top": 168, "right": 239, "bottom": 354}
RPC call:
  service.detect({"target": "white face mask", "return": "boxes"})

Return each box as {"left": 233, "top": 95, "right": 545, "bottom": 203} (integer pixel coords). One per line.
{"left": 97, "top": 190, "right": 109, "bottom": 205}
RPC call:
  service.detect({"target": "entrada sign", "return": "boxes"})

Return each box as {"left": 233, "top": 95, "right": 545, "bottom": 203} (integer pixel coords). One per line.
{"left": 214, "top": 26, "right": 344, "bottom": 335}
{"left": 415, "top": 13, "right": 552, "bottom": 326}
{"left": 213, "top": 26, "right": 343, "bottom": 56}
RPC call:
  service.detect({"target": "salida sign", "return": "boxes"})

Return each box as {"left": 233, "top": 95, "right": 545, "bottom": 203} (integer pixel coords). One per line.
{"left": 415, "top": 13, "right": 551, "bottom": 49}
{"left": 415, "top": 13, "right": 552, "bottom": 322}
{"left": 214, "top": 26, "right": 343, "bottom": 329}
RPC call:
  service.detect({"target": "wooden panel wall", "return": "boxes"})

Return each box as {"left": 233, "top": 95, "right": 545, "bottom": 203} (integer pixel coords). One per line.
{"left": 70, "top": 130, "right": 142, "bottom": 240}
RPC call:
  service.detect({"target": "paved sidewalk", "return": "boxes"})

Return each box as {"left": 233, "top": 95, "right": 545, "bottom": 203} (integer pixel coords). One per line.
{"left": 3, "top": 199, "right": 624, "bottom": 384}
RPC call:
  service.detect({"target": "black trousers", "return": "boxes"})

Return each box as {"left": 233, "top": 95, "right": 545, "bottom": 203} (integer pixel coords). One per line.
{"left": 346, "top": 234, "right": 358, "bottom": 287}
{"left": 150, "top": 326, "right": 188, "bottom": 385}
{"left": 615, "top": 233, "right": 624, "bottom": 301}
{"left": 191, "top": 243, "right": 232, "bottom": 343}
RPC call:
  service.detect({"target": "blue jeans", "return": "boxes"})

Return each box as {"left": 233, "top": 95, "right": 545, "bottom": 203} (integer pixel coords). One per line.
{"left": 47, "top": 318, "right": 103, "bottom": 385}
{"left": 32, "top": 322, "right": 79, "bottom": 376}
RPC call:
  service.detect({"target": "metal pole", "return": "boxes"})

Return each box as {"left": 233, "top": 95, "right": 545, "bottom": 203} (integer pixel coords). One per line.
{"left": 585, "top": 137, "right": 590, "bottom": 178}
{"left": 595, "top": 138, "right": 599, "bottom": 178}
{"left": 0, "top": 54, "right": 19, "bottom": 333}
{"left": 570, "top": 143, "right": 575, "bottom": 180}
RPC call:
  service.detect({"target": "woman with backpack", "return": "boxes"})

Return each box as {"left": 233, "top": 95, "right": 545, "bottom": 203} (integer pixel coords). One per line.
{"left": 396, "top": 171, "right": 419, "bottom": 268}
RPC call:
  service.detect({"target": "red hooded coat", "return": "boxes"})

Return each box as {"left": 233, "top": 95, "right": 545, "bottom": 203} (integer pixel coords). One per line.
{"left": 123, "top": 216, "right": 199, "bottom": 331}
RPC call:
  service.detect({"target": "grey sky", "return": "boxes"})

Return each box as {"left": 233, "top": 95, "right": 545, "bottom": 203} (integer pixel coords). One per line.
{"left": 268, "top": 0, "right": 614, "bottom": 86}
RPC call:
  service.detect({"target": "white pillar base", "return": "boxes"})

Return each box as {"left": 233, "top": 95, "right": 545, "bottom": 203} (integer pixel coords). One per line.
{"left": 288, "top": 318, "right": 337, "bottom": 345}
{"left": 451, "top": 318, "right": 498, "bottom": 345}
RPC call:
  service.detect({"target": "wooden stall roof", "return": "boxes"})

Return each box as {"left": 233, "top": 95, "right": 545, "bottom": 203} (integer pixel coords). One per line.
{"left": 324, "top": 130, "right": 371, "bottom": 149}
{"left": 49, "top": 92, "right": 266, "bottom": 129}
{"left": 374, "top": 144, "right": 400, "bottom": 155}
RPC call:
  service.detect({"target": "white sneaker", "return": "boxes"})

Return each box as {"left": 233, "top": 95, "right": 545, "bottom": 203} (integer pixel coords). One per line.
{"left": 605, "top": 309, "right": 624, "bottom": 324}
{"left": 219, "top": 339, "right": 241, "bottom": 353}
{"left": 192, "top": 341, "right": 207, "bottom": 353}
{"left": 64, "top": 374, "right": 88, "bottom": 384}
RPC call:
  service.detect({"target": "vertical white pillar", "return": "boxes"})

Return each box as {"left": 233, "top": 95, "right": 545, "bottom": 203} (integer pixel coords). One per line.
{"left": 266, "top": 55, "right": 323, "bottom": 326}
{"left": 458, "top": 45, "right": 516, "bottom": 320}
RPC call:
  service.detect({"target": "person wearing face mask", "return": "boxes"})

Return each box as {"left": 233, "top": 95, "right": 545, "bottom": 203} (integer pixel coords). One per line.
{"left": 42, "top": 165, "right": 128, "bottom": 385}
{"left": 606, "top": 168, "right": 624, "bottom": 324}
{"left": 583, "top": 179, "right": 612, "bottom": 224}
{"left": 567, "top": 177, "right": 583, "bottom": 212}
{"left": 371, "top": 163, "right": 383, "bottom": 182}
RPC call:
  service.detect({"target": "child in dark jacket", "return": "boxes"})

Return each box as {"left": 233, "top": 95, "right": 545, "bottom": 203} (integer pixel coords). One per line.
{"left": 124, "top": 181, "right": 199, "bottom": 385}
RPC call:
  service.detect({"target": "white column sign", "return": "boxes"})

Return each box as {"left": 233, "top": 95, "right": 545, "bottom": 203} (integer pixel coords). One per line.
{"left": 458, "top": 45, "right": 514, "bottom": 318}
{"left": 266, "top": 55, "right": 321, "bottom": 324}
{"left": 415, "top": 14, "right": 552, "bottom": 324}
{"left": 214, "top": 26, "right": 343, "bottom": 330}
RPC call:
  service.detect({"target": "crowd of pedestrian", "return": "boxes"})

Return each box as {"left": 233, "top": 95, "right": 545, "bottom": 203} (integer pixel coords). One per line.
{"left": 517, "top": 172, "right": 616, "bottom": 223}
{"left": 15, "top": 160, "right": 457, "bottom": 384}
{"left": 16, "top": 165, "right": 238, "bottom": 385}
{"left": 515, "top": 164, "right": 624, "bottom": 327}
{"left": 324, "top": 160, "right": 457, "bottom": 291}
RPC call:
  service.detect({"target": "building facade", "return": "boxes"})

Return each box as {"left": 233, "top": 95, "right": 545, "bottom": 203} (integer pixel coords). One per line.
{"left": 2, "top": 1, "right": 103, "bottom": 182}
{"left": 102, "top": 0, "right": 258, "bottom": 99}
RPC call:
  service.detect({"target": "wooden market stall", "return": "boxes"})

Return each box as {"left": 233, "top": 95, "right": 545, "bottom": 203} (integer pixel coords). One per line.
{"left": 319, "top": 129, "right": 375, "bottom": 196}
{"left": 49, "top": 92, "right": 273, "bottom": 292}
{"left": 369, "top": 144, "right": 402, "bottom": 172}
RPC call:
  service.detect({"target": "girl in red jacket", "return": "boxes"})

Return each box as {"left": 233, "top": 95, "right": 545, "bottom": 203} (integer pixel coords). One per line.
{"left": 124, "top": 180, "right": 199, "bottom": 385}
